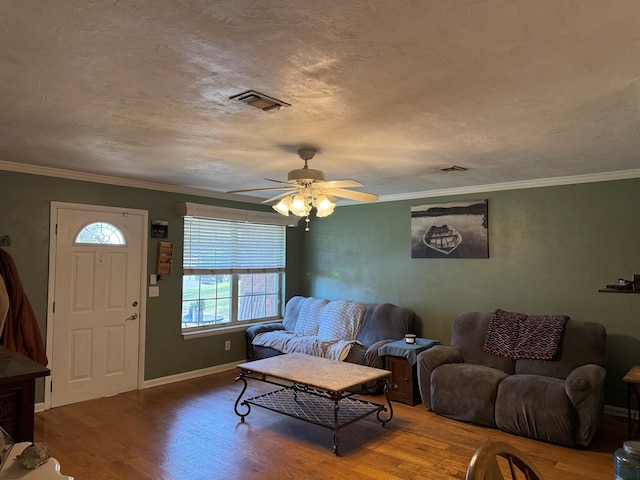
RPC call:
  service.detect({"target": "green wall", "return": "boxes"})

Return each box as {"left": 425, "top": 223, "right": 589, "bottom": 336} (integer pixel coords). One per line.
{"left": 2, "top": 168, "right": 638, "bottom": 408}
{"left": 0, "top": 170, "right": 305, "bottom": 401}
{"left": 304, "top": 179, "right": 640, "bottom": 408}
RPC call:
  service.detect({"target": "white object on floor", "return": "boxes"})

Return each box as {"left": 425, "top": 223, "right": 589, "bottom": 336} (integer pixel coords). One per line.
{"left": 0, "top": 443, "right": 73, "bottom": 479}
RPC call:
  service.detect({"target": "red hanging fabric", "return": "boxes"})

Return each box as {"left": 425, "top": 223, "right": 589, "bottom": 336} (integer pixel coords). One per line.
{"left": 0, "top": 249, "right": 48, "bottom": 366}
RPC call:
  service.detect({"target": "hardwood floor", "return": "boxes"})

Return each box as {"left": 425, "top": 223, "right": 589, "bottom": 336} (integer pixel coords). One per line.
{"left": 34, "top": 369, "right": 627, "bottom": 480}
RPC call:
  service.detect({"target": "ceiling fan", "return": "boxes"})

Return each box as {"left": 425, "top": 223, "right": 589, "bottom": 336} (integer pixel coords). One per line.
{"left": 227, "top": 148, "right": 378, "bottom": 230}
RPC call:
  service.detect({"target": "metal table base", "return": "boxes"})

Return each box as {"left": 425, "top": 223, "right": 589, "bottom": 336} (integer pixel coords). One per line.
{"left": 234, "top": 370, "right": 393, "bottom": 455}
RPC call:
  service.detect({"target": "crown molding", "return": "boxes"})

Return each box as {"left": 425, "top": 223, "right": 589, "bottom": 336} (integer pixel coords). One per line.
{"left": 0, "top": 159, "right": 251, "bottom": 203}
{"left": 2, "top": 159, "right": 639, "bottom": 206}
{"left": 375, "top": 168, "right": 640, "bottom": 203}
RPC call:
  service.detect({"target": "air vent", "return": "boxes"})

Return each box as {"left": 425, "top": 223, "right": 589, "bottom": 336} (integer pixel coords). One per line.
{"left": 439, "top": 165, "right": 468, "bottom": 173}
{"left": 230, "top": 90, "right": 290, "bottom": 112}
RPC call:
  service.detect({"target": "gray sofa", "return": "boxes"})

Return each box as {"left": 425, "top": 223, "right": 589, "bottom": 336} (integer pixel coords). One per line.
{"left": 416, "top": 311, "right": 606, "bottom": 446}
{"left": 246, "top": 296, "right": 416, "bottom": 371}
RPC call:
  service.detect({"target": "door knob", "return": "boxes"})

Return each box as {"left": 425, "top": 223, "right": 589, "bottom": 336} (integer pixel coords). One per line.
{"left": 126, "top": 313, "right": 139, "bottom": 321}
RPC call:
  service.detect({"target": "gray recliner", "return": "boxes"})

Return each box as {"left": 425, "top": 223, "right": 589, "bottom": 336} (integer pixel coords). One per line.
{"left": 417, "top": 311, "right": 606, "bottom": 446}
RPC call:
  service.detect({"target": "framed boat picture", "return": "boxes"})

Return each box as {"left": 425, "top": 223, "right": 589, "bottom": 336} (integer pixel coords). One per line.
{"left": 411, "top": 200, "right": 488, "bottom": 258}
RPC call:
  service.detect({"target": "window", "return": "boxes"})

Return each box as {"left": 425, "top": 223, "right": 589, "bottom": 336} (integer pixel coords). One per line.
{"left": 181, "top": 215, "right": 286, "bottom": 333}
{"left": 75, "top": 222, "right": 126, "bottom": 245}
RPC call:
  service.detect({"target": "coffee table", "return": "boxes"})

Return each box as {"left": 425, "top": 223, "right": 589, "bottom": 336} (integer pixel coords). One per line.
{"left": 234, "top": 353, "right": 393, "bottom": 455}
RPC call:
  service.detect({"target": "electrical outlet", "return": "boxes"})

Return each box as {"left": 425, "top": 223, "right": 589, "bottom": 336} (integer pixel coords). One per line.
{"left": 224, "top": 340, "right": 231, "bottom": 351}
{"left": 148, "top": 286, "right": 160, "bottom": 297}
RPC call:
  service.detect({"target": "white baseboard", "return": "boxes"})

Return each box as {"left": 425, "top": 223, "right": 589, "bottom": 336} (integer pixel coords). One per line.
{"left": 142, "top": 360, "right": 245, "bottom": 389}
{"left": 604, "top": 404, "right": 627, "bottom": 418}
{"left": 34, "top": 361, "right": 244, "bottom": 412}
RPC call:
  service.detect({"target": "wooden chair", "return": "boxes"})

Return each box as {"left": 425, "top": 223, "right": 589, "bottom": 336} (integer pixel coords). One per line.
{"left": 465, "top": 441, "right": 546, "bottom": 480}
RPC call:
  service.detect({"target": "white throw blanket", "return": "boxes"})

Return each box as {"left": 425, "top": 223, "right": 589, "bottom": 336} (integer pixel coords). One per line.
{"left": 252, "top": 331, "right": 359, "bottom": 361}
{"left": 252, "top": 297, "right": 366, "bottom": 361}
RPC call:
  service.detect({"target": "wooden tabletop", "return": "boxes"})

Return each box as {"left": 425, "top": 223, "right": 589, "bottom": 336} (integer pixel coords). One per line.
{"left": 0, "top": 347, "right": 49, "bottom": 385}
{"left": 623, "top": 365, "right": 640, "bottom": 385}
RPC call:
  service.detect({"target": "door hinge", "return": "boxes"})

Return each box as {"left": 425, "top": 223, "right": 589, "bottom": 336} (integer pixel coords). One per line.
{"left": 55, "top": 224, "right": 58, "bottom": 235}
{"left": 50, "top": 381, "right": 53, "bottom": 393}
{"left": 52, "top": 302, "right": 55, "bottom": 313}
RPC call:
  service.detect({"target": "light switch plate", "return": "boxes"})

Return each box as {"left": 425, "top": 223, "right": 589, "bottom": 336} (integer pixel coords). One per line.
{"left": 149, "top": 286, "right": 160, "bottom": 297}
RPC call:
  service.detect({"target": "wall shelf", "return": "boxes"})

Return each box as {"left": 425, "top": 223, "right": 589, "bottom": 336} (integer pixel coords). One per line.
{"left": 598, "top": 288, "right": 640, "bottom": 294}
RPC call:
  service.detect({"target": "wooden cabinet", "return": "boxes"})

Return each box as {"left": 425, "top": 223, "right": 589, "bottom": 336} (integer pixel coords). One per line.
{"left": 385, "top": 355, "right": 421, "bottom": 406}
{"left": 0, "top": 348, "right": 50, "bottom": 442}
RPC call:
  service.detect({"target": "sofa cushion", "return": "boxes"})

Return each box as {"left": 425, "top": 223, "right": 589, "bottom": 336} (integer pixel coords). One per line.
{"left": 293, "top": 297, "right": 328, "bottom": 336}
{"left": 495, "top": 374, "right": 576, "bottom": 446}
{"left": 282, "top": 296, "right": 306, "bottom": 331}
{"left": 431, "top": 363, "right": 508, "bottom": 428}
{"left": 515, "top": 319, "right": 606, "bottom": 379}
{"left": 317, "top": 300, "right": 365, "bottom": 341}
{"left": 451, "top": 312, "right": 515, "bottom": 374}
{"left": 356, "top": 303, "right": 416, "bottom": 348}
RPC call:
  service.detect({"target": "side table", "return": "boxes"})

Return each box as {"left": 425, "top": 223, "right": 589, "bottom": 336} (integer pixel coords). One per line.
{"left": 379, "top": 338, "right": 440, "bottom": 405}
{"left": 0, "top": 348, "right": 50, "bottom": 442}
{"left": 624, "top": 365, "right": 640, "bottom": 440}
{"left": 0, "top": 442, "right": 73, "bottom": 479}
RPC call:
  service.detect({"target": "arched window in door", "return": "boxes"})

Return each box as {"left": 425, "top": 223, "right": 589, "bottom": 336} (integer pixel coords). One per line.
{"left": 75, "top": 222, "right": 126, "bottom": 245}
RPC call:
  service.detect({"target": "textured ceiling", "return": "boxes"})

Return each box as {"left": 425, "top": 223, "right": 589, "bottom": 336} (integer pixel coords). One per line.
{"left": 1, "top": 1, "right": 639, "bottom": 203}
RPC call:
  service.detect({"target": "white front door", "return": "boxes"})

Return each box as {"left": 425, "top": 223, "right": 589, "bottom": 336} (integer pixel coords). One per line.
{"left": 49, "top": 204, "right": 147, "bottom": 407}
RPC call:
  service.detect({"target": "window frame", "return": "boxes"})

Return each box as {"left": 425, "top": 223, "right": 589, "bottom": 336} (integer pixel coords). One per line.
{"left": 178, "top": 202, "right": 293, "bottom": 337}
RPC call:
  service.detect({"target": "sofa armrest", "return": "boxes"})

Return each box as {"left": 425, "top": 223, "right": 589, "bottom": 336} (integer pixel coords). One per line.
{"left": 416, "top": 345, "right": 463, "bottom": 410}
{"left": 246, "top": 322, "right": 285, "bottom": 339}
{"left": 564, "top": 364, "right": 607, "bottom": 446}
{"left": 245, "top": 322, "right": 285, "bottom": 360}
{"left": 365, "top": 339, "right": 395, "bottom": 369}
{"left": 564, "top": 364, "right": 607, "bottom": 404}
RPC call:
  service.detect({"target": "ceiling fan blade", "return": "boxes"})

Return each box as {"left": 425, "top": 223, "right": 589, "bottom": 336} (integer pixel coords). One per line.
{"left": 226, "top": 186, "right": 295, "bottom": 194}
{"left": 264, "top": 178, "right": 294, "bottom": 185}
{"left": 316, "top": 180, "right": 364, "bottom": 189}
{"left": 262, "top": 191, "right": 298, "bottom": 204}
{"left": 325, "top": 188, "right": 378, "bottom": 203}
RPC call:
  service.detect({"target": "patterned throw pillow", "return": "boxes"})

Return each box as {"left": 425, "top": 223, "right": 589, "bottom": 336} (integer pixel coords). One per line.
{"left": 317, "top": 300, "right": 366, "bottom": 341}
{"left": 293, "top": 298, "right": 329, "bottom": 336}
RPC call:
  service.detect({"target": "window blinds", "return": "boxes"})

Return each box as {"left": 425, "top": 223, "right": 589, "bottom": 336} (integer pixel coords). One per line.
{"left": 183, "top": 216, "right": 286, "bottom": 274}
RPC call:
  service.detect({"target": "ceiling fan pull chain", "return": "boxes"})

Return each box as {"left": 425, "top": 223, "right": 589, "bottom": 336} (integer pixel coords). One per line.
{"left": 304, "top": 216, "right": 310, "bottom": 232}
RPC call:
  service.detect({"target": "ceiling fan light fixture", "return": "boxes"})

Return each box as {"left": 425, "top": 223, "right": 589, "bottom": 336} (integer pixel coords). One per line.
{"left": 316, "top": 202, "right": 335, "bottom": 218}
{"left": 272, "top": 196, "right": 292, "bottom": 216}
{"left": 228, "top": 147, "right": 376, "bottom": 231}
{"left": 315, "top": 194, "right": 332, "bottom": 209}
{"left": 290, "top": 194, "right": 310, "bottom": 216}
